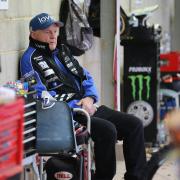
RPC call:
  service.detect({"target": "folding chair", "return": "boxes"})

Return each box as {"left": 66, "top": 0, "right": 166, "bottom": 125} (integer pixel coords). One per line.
{"left": 36, "top": 100, "right": 91, "bottom": 180}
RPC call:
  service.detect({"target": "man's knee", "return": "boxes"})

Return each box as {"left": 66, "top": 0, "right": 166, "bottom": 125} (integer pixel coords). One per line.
{"left": 126, "top": 114, "right": 144, "bottom": 134}
{"left": 107, "top": 123, "right": 117, "bottom": 141}
{"left": 134, "top": 116, "right": 143, "bottom": 129}
{"left": 97, "top": 122, "right": 117, "bottom": 143}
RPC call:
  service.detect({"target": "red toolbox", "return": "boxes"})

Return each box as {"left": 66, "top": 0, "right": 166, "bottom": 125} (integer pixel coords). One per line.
{"left": 160, "top": 51, "right": 180, "bottom": 72}
{"left": 0, "top": 98, "right": 24, "bottom": 180}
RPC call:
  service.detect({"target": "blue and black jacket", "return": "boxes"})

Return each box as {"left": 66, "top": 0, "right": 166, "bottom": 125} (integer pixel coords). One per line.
{"left": 20, "top": 37, "right": 99, "bottom": 108}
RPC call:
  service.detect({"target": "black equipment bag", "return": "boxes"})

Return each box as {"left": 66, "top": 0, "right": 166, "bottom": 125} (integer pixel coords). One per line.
{"left": 45, "top": 156, "right": 79, "bottom": 180}
{"left": 59, "top": 0, "right": 93, "bottom": 56}
{"left": 88, "top": 0, "right": 100, "bottom": 37}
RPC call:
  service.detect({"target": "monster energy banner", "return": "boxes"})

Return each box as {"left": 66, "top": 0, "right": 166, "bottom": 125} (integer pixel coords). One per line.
{"left": 128, "top": 74, "right": 151, "bottom": 100}
{"left": 127, "top": 73, "right": 154, "bottom": 127}
{"left": 124, "top": 70, "right": 158, "bottom": 142}
{"left": 122, "top": 42, "right": 160, "bottom": 143}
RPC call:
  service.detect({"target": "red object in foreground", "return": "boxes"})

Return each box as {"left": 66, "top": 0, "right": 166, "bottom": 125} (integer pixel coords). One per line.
{"left": 0, "top": 98, "right": 24, "bottom": 180}
{"left": 160, "top": 51, "right": 180, "bottom": 72}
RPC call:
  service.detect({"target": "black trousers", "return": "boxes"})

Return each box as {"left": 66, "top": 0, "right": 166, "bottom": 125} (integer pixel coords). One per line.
{"left": 74, "top": 105, "right": 147, "bottom": 180}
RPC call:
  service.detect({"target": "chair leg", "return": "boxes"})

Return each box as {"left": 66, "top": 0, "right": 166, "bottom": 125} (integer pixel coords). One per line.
{"left": 39, "top": 157, "right": 44, "bottom": 180}
{"left": 79, "top": 154, "right": 83, "bottom": 180}
{"left": 24, "top": 166, "right": 30, "bottom": 180}
{"left": 32, "top": 158, "right": 41, "bottom": 180}
{"left": 88, "top": 140, "right": 92, "bottom": 180}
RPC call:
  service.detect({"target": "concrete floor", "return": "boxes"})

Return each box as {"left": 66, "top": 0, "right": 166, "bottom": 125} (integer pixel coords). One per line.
{"left": 22, "top": 142, "right": 179, "bottom": 180}
{"left": 114, "top": 142, "right": 179, "bottom": 180}
{"left": 113, "top": 160, "right": 177, "bottom": 180}
{"left": 22, "top": 159, "right": 178, "bottom": 180}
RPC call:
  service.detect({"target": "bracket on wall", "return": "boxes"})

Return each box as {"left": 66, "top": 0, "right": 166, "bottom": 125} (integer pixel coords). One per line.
{"left": 0, "top": 55, "right": 1, "bottom": 72}
{"left": 0, "top": 0, "right": 9, "bottom": 10}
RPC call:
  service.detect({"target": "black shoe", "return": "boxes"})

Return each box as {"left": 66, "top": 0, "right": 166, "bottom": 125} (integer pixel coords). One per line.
{"left": 124, "top": 172, "right": 144, "bottom": 180}
{"left": 124, "top": 175, "right": 139, "bottom": 180}
{"left": 91, "top": 174, "right": 112, "bottom": 180}
{"left": 142, "top": 144, "right": 173, "bottom": 180}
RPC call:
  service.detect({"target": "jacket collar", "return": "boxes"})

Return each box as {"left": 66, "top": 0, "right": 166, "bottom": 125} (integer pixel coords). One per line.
{"left": 29, "top": 36, "right": 56, "bottom": 56}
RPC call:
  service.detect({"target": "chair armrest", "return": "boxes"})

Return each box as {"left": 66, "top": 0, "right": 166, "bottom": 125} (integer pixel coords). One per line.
{"left": 72, "top": 108, "right": 91, "bottom": 180}
{"left": 73, "top": 108, "right": 91, "bottom": 134}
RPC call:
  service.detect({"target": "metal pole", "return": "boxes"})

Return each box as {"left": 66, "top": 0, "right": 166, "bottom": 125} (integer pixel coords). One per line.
{"left": 129, "top": 0, "right": 132, "bottom": 12}
{"left": 116, "top": 0, "right": 121, "bottom": 111}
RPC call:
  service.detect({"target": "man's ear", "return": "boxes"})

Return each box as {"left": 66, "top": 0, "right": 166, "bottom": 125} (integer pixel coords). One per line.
{"left": 30, "top": 31, "right": 36, "bottom": 39}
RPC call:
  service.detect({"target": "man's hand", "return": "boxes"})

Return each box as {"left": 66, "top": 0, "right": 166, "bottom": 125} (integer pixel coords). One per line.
{"left": 76, "top": 97, "right": 97, "bottom": 116}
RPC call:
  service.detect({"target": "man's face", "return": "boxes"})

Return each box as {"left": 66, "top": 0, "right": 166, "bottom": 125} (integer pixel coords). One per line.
{"left": 31, "top": 24, "right": 59, "bottom": 51}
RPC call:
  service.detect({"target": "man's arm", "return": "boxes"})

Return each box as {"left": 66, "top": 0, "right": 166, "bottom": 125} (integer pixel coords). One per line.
{"left": 20, "top": 53, "right": 56, "bottom": 98}
{"left": 82, "top": 68, "right": 99, "bottom": 103}
{"left": 76, "top": 68, "right": 99, "bottom": 116}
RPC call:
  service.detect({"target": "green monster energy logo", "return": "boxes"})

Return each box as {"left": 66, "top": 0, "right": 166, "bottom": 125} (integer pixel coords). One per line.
{"left": 128, "top": 75, "right": 151, "bottom": 100}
